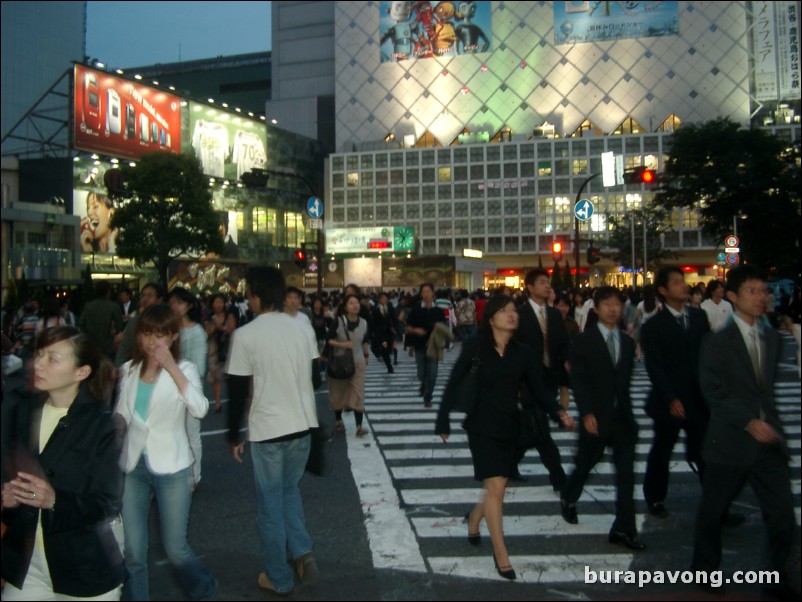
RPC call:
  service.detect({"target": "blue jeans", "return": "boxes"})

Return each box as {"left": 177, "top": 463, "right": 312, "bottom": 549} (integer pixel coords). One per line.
{"left": 251, "top": 435, "right": 313, "bottom": 593}
{"left": 122, "top": 458, "right": 216, "bottom": 601}
{"left": 415, "top": 349, "right": 439, "bottom": 401}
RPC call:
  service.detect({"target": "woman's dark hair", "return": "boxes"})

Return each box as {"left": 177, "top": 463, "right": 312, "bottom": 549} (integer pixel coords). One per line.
{"left": 341, "top": 294, "right": 360, "bottom": 317}
{"left": 132, "top": 304, "right": 181, "bottom": 368}
{"left": 555, "top": 293, "right": 572, "bottom": 308}
{"left": 34, "top": 326, "right": 115, "bottom": 404}
{"left": 168, "top": 286, "right": 202, "bottom": 324}
{"left": 642, "top": 284, "right": 657, "bottom": 313}
{"left": 479, "top": 294, "right": 514, "bottom": 348}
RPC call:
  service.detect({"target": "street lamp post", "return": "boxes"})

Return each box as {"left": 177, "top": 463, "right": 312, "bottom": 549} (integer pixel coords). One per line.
{"left": 631, "top": 217, "right": 636, "bottom": 287}
{"left": 574, "top": 172, "right": 601, "bottom": 287}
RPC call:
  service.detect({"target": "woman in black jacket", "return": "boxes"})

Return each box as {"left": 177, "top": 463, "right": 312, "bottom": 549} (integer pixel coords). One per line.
{"left": 1, "top": 326, "right": 123, "bottom": 600}
{"left": 436, "top": 295, "right": 574, "bottom": 581}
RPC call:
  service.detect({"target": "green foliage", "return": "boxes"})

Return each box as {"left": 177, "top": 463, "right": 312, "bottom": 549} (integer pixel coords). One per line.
{"left": 111, "top": 152, "right": 224, "bottom": 288}
{"left": 656, "top": 118, "right": 801, "bottom": 276}
{"left": 562, "top": 261, "right": 574, "bottom": 290}
{"left": 550, "top": 262, "right": 563, "bottom": 291}
{"left": 607, "top": 206, "right": 677, "bottom": 272}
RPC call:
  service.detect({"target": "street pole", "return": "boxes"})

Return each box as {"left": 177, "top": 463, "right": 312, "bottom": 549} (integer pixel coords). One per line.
{"left": 631, "top": 218, "right": 636, "bottom": 287}
{"left": 643, "top": 220, "right": 648, "bottom": 284}
{"left": 574, "top": 172, "right": 600, "bottom": 287}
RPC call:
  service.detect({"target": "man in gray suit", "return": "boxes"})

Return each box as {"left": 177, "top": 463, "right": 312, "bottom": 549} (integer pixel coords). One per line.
{"left": 692, "top": 266, "right": 798, "bottom": 597}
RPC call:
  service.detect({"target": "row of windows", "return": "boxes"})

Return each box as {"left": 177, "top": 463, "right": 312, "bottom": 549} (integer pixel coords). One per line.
{"left": 330, "top": 136, "right": 666, "bottom": 171}
{"left": 329, "top": 206, "right": 700, "bottom": 233}
{"left": 412, "top": 230, "right": 708, "bottom": 256}
{"left": 332, "top": 155, "right": 660, "bottom": 190}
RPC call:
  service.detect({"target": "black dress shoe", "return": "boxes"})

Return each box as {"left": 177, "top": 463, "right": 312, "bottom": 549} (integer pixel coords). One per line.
{"left": 721, "top": 512, "right": 746, "bottom": 528}
{"left": 560, "top": 499, "right": 578, "bottom": 524}
{"left": 464, "top": 511, "right": 481, "bottom": 546}
{"left": 609, "top": 530, "right": 646, "bottom": 551}
{"left": 648, "top": 502, "right": 669, "bottom": 518}
{"left": 493, "top": 554, "right": 517, "bottom": 581}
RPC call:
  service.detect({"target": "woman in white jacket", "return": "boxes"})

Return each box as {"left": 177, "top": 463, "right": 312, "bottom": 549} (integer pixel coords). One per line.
{"left": 115, "top": 304, "right": 216, "bottom": 601}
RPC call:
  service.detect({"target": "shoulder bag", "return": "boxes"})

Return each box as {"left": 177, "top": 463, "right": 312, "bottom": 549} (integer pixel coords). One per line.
{"left": 327, "top": 317, "right": 356, "bottom": 380}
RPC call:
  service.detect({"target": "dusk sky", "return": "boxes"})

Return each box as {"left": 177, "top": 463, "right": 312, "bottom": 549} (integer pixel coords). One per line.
{"left": 85, "top": 1, "right": 272, "bottom": 68}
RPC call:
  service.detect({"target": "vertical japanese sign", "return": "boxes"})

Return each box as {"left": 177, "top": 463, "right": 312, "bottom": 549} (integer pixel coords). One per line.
{"left": 752, "top": 1, "right": 800, "bottom": 101}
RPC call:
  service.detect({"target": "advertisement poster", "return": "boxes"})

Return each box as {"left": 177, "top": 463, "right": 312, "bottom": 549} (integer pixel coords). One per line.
{"left": 379, "top": 1, "right": 492, "bottom": 63}
{"left": 553, "top": 1, "right": 679, "bottom": 45}
{"left": 326, "top": 226, "right": 415, "bottom": 254}
{"left": 186, "top": 102, "right": 267, "bottom": 180}
{"left": 752, "top": 1, "right": 800, "bottom": 101}
{"left": 71, "top": 159, "right": 120, "bottom": 255}
{"left": 73, "top": 65, "right": 181, "bottom": 160}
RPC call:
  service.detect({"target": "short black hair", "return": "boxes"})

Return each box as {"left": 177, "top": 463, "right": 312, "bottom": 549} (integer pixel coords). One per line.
{"left": 726, "top": 265, "right": 765, "bottom": 295}
{"left": 142, "top": 282, "right": 165, "bottom": 301}
{"left": 706, "top": 279, "right": 723, "bottom": 295}
{"left": 525, "top": 268, "right": 549, "bottom": 287}
{"left": 655, "top": 266, "right": 684, "bottom": 295}
{"left": 247, "top": 266, "right": 286, "bottom": 311}
{"left": 594, "top": 286, "right": 625, "bottom": 306}
{"left": 286, "top": 286, "right": 304, "bottom": 299}
{"left": 420, "top": 282, "right": 435, "bottom": 294}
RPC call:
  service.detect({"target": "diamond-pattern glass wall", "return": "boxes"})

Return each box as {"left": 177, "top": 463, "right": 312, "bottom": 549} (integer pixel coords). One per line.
{"left": 334, "top": 1, "right": 751, "bottom": 149}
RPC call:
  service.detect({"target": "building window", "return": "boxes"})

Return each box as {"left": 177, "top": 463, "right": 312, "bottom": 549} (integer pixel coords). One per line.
{"left": 347, "top": 172, "right": 359, "bottom": 187}
{"left": 438, "top": 166, "right": 452, "bottom": 182}
{"left": 572, "top": 159, "right": 588, "bottom": 175}
{"left": 538, "top": 161, "right": 552, "bottom": 177}
{"left": 614, "top": 117, "right": 645, "bottom": 135}
{"left": 407, "top": 169, "right": 420, "bottom": 184}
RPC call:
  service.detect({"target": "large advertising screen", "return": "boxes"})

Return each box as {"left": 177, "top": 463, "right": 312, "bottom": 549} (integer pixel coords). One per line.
{"left": 554, "top": 1, "right": 679, "bottom": 45}
{"left": 379, "top": 1, "right": 492, "bottom": 63}
{"left": 186, "top": 102, "right": 267, "bottom": 180}
{"left": 326, "top": 226, "right": 415, "bottom": 254}
{"left": 73, "top": 65, "right": 182, "bottom": 160}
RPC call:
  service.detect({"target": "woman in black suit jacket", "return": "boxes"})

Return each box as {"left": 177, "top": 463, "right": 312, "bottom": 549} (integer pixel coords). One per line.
{"left": 436, "top": 295, "right": 574, "bottom": 580}
{"left": 1, "top": 326, "right": 123, "bottom": 600}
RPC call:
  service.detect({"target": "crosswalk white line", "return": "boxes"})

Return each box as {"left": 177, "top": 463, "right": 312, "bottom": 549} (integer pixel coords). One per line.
{"left": 411, "top": 514, "right": 648, "bottom": 539}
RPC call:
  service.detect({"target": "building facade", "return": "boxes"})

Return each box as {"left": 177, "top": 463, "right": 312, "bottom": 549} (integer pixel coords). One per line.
{"left": 315, "top": 1, "right": 800, "bottom": 288}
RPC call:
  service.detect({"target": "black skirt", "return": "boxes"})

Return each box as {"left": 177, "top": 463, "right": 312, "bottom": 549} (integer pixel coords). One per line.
{"left": 467, "top": 431, "right": 518, "bottom": 481}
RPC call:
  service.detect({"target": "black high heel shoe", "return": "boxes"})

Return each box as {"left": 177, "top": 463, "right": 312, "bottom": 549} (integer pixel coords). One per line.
{"left": 493, "top": 553, "right": 517, "bottom": 581}
{"left": 464, "top": 511, "right": 481, "bottom": 546}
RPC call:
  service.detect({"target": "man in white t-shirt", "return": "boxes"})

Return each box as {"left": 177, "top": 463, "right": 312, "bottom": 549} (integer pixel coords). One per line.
{"left": 700, "top": 280, "right": 733, "bottom": 333}
{"left": 226, "top": 267, "right": 320, "bottom": 595}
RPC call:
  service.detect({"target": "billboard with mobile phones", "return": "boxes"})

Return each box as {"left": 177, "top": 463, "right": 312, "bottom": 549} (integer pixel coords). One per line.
{"left": 74, "top": 65, "right": 182, "bottom": 160}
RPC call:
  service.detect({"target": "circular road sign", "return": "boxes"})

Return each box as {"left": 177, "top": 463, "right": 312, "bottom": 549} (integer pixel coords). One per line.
{"left": 725, "top": 253, "right": 740, "bottom": 266}
{"left": 574, "top": 199, "right": 594, "bottom": 221}
{"left": 725, "top": 234, "right": 739, "bottom": 248}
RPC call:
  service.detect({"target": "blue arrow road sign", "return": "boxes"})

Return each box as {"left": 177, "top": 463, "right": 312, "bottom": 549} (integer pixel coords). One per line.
{"left": 307, "top": 196, "right": 323, "bottom": 219}
{"left": 574, "top": 199, "right": 594, "bottom": 221}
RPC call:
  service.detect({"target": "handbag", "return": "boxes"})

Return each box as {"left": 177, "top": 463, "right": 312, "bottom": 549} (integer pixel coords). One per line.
{"left": 451, "top": 354, "right": 481, "bottom": 414}
{"left": 327, "top": 317, "right": 356, "bottom": 380}
{"left": 518, "top": 405, "right": 551, "bottom": 449}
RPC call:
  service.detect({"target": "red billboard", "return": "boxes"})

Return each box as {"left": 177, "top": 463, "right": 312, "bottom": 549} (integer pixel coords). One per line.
{"left": 73, "top": 65, "right": 181, "bottom": 160}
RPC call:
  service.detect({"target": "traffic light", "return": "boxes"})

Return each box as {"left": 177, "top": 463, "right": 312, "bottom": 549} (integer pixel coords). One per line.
{"left": 623, "top": 166, "right": 657, "bottom": 185}
{"left": 587, "top": 246, "right": 601, "bottom": 264}
{"left": 294, "top": 248, "right": 307, "bottom": 269}
{"left": 551, "top": 241, "right": 563, "bottom": 262}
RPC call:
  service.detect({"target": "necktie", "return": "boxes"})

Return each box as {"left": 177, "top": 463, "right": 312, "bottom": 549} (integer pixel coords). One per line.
{"left": 606, "top": 331, "right": 617, "bottom": 365}
{"left": 537, "top": 306, "right": 550, "bottom": 368}
{"left": 676, "top": 313, "right": 685, "bottom": 330}
{"left": 747, "top": 328, "right": 766, "bottom": 419}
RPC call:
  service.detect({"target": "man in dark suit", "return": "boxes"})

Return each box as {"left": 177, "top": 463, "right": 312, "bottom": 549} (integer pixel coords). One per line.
{"left": 641, "top": 266, "right": 711, "bottom": 518}
{"left": 514, "top": 268, "right": 571, "bottom": 488}
{"left": 371, "top": 292, "right": 397, "bottom": 374}
{"left": 560, "top": 287, "right": 644, "bottom": 551}
{"left": 692, "top": 266, "right": 798, "bottom": 597}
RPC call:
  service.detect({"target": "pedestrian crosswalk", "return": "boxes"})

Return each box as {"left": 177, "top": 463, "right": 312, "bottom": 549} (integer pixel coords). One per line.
{"left": 346, "top": 338, "right": 802, "bottom": 583}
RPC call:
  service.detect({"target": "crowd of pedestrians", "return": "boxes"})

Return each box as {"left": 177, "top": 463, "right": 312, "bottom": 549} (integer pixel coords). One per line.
{"left": 0, "top": 268, "right": 799, "bottom": 599}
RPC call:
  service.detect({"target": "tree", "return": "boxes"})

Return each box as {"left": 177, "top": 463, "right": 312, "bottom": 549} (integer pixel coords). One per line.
{"left": 563, "top": 261, "right": 574, "bottom": 290}
{"left": 111, "top": 152, "right": 223, "bottom": 288}
{"left": 607, "top": 206, "right": 677, "bottom": 276}
{"left": 550, "top": 262, "right": 563, "bottom": 291}
{"left": 655, "top": 117, "right": 801, "bottom": 276}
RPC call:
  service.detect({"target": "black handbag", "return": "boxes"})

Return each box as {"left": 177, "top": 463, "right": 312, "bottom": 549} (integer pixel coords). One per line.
{"left": 327, "top": 317, "right": 356, "bottom": 380}
{"left": 518, "top": 405, "right": 551, "bottom": 449}
{"left": 451, "top": 354, "right": 481, "bottom": 414}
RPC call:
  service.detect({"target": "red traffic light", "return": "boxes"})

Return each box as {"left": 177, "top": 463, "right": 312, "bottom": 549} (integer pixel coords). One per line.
{"left": 294, "top": 249, "right": 306, "bottom": 261}
{"left": 641, "top": 169, "right": 655, "bottom": 184}
{"left": 551, "top": 241, "right": 563, "bottom": 262}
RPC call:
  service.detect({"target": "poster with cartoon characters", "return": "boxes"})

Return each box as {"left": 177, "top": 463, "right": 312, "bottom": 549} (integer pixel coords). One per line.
{"left": 379, "top": 1, "right": 492, "bottom": 62}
